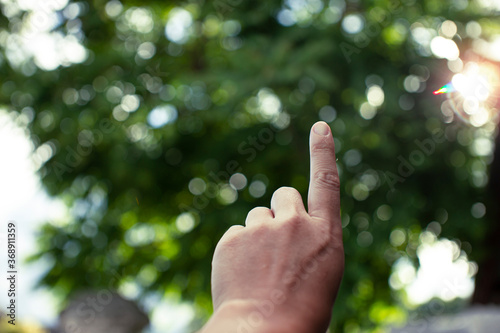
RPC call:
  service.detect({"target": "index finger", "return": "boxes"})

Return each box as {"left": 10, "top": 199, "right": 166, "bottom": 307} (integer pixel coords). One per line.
{"left": 307, "top": 121, "right": 341, "bottom": 222}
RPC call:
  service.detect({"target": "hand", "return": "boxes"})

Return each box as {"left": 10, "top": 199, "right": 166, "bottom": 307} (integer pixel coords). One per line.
{"left": 202, "top": 121, "right": 344, "bottom": 333}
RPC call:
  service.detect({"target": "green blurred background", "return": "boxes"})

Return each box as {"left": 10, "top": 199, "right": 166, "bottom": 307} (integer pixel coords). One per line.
{"left": 1, "top": 0, "right": 500, "bottom": 332}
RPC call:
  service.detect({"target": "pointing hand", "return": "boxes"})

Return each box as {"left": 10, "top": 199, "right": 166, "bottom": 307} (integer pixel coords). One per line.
{"left": 202, "top": 121, "right": 344, "bottom": 333}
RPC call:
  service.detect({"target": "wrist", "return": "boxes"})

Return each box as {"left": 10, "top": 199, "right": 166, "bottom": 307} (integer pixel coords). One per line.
{"left": 201, "top": 299, "right": 321, "bottom": 333}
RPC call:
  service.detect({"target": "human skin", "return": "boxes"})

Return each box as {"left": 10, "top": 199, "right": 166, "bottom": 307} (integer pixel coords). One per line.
{"left": 200, "top": 121, "right": 344, "bottom": 333}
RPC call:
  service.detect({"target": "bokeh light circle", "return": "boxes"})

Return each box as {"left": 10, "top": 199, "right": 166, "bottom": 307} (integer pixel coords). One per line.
{"left": 442, "top": 61, "right": 500, "bottom": 127}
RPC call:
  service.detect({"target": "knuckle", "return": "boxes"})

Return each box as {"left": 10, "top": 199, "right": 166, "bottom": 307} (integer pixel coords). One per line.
{"left": 272, "top": 187, "right": 305, "bottom": 213}
{"left": 273, "top": 187, "right": 302, "bottom": 204}
{"left": 274, "top": 186, "right": 300, "bottom": 197}
{"left": 248, "top": 206, "right": 269, "bottom": 215}
{"left": 313, "top": 170, "right": 340, "bottom": 191}
{"left": 311, "top": 140, "right": 334, "bottom": 154}
{"left": 227, "top": 225, "right": 243, "bottom": 233}
{"left": 217, "top": 236, "right": 237, "bottom": 251}
{"left": 218, "top": 226, "right": 242, "bottom": 247}
{"left": 246, "top": 207, "right": 272, "bottom": 226}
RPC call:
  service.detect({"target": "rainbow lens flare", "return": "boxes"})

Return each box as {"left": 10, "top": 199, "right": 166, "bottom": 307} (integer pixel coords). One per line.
{"left": 435, "top": 61, "right": 499, "bottom": 127}
{"left": 433, "top": 83, "right": 455, "bottom": 95}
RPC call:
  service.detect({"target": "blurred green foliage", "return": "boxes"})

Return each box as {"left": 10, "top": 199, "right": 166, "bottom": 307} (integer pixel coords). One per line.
{"left": 1, "top": 0, "right": 499, "bottom": 331}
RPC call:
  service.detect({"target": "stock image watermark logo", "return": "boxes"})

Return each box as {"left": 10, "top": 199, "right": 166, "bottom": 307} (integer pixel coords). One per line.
{"left": 340, "top": 0, "right": 412, "bottom": 64}
{"left": 379, "top": 128, "right": 448, "bottom": 191}
{"left": 235, "top": 245, "right": 336, "bottom": 333}
{"left": 49, "top": 119, "right": 117, "bottom": 180}
{"left": 3, "top": 221, "right": 18, "bottom": 326}
{"left": 213, "top": 0, "right": 243, "bottom": 19}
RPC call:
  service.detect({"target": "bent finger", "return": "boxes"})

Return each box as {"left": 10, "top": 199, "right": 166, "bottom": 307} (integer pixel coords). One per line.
{"left": 270, "top": 186, "right": 306, "bottom": 218}
{"left": 245, "top": 206, "right": 274, "bottom": 227}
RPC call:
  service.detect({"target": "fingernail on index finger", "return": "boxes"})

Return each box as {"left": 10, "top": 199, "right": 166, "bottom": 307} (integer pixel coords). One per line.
{"left": 313, "top": 122, "right": 330, "bottom": 136}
